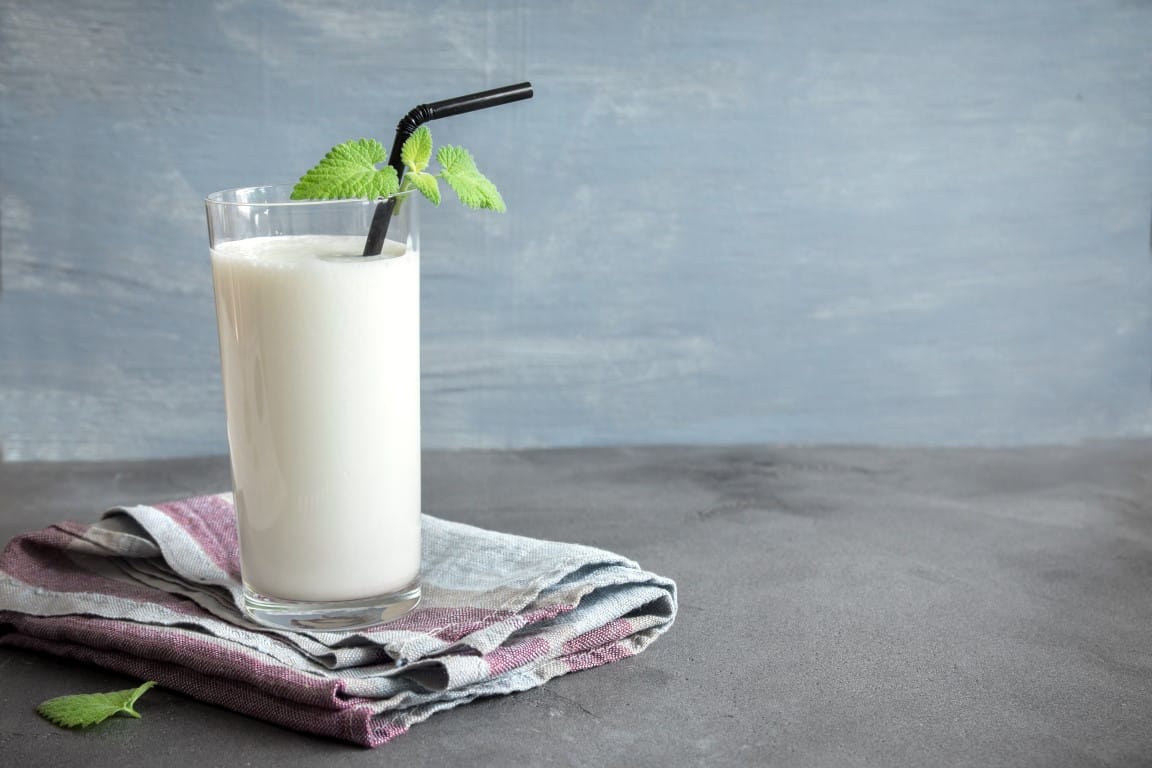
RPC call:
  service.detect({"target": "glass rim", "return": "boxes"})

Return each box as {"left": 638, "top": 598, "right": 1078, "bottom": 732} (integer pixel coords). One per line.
{"left": 205, "top": 183, "right": 418, "bottom": 208}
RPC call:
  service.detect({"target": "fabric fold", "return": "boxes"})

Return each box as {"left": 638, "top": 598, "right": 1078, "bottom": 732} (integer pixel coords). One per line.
{"left": 0, "top": 494, "right": 676, "bottom": 747}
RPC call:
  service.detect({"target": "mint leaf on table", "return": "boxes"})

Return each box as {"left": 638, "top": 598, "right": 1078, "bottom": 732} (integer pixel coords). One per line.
{"left": 291, "top": 138, "right": 399, "bottom": 200}
{"left": 37, "top": 681, "right": 157, "bottom": 729}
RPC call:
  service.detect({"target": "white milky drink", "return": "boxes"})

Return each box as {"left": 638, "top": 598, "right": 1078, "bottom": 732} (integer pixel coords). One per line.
{"left": 210, "top": 234, "right": 421, "bottom": 603}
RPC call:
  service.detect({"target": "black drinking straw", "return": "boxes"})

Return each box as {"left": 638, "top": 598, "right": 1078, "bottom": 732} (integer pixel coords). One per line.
{"left": 362, "top": 81, "right": 534, "bottom": 256}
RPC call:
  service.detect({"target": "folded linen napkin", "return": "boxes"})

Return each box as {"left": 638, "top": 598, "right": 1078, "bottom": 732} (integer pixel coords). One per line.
{"left": 0, "top": 494, "right": 676, "bottom": 747}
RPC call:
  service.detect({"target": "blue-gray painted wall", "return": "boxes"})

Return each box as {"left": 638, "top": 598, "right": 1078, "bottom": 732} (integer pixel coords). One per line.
{"left": 2, "top": 0, "right": 1150, "bottom": 461}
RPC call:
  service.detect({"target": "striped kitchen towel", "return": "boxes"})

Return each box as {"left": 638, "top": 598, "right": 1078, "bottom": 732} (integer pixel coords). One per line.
{"left": 0, "top": 495, "right": 676, "bottom": 747}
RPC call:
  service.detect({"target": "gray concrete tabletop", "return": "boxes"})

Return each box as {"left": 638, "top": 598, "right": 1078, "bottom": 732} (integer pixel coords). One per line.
{"left": 2, "top": 442, "right": 1150, "bottom": 767}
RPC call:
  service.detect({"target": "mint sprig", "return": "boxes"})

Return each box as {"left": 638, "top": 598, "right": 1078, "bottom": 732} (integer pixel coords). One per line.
{"left": 37, "top": 681, "right": 157, "bottom": 729}
{"left": 292, "top": 126, "right": 505, "bottom": 212}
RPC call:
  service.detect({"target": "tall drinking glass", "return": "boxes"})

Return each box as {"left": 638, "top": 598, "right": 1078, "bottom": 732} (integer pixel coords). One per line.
{"left": 204, "top": 185, "right": 421, "bottom": 631}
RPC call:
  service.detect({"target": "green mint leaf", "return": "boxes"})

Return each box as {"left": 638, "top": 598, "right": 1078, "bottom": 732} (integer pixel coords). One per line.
{"left": 400, "top": 125, "right": 433, "bottom": 173}
{"left": 436, "top": 145, "right": 506, "bottom": 212}
{"left": 292, "top": 138, "right": 399, "bottom": 200}
{"left": 406, "top": 171, "right": 441, "bottom": 206}
{"left": 37, "top": 681, "right": 157, "bottom": 729}
{"left": 435, "top": 144, "right": 477, "bottom": 177}
{"left": 468, "top": 174, "right": 506, "bottom": 213}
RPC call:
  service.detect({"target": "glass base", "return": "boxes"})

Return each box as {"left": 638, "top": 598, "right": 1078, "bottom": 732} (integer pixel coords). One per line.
{"left": 242, "top": 582, "right": 420, "bottom": 632}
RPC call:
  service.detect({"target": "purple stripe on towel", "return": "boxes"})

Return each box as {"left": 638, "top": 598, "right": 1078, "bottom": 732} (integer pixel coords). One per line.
{"left": 484, "top": 636, "right": 551, "bottom": 676}
{"left": 0, "top": 525, "right": 198, "bottom": 611}
{"left": 563, "top": 641, "right": 635, "bottom": 672}
{"left": 562, "top": 619, "right": 637, "bottom": 671}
